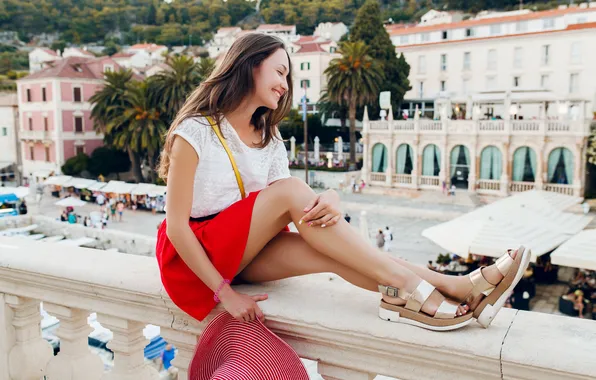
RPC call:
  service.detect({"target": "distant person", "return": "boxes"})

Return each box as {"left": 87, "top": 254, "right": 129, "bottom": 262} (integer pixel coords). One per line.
{"left": 116, "top": 201, "right": 125, "bottom": 222}
{"left": 383, "top": 226, "right": 393, "bottom": 252}
{"left": 60, "top": 210, "right": 68, "bottom": 222}
{"left": 96, "top": 193, "right": 106, "bottom": 211}
{"left": 344, "top": 213, "right": 351, "bottom": 224}
{"left": 442, "top": 181, "right": 447, "bottom": 195}
{"left": 161, "top": 343, "right": 177, "bottom": 378}
{"left": 83, "top": 216, "right": 91, "bottom": 227}
{"left": 151, "top": 198, "right": 158, "bottom": 215}
{"left": 376, "top": 229, "right": 385, "bottom": 250}
{"left": 67, "top": 211, "right": 77, "bottom": 224}
{"left": 18, "top": 200, "right": 27, "bottom": 215}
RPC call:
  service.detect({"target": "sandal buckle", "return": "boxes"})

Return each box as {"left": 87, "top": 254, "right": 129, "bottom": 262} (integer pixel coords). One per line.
{"left": 378, "top": 284, "right": 400, "bottom": 298}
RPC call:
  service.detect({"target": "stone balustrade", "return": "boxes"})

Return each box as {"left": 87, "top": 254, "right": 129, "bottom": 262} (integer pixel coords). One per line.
{"left": 2, "top": 237, "right": 596, "bottom": 380}
{"left": 367, "top": 119, "right": 590, "bottom": 137}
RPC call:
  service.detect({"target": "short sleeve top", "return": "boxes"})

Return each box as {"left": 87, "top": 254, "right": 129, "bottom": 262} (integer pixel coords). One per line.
{"left": 171, "top": 116, "right": 291, "bottom": 218}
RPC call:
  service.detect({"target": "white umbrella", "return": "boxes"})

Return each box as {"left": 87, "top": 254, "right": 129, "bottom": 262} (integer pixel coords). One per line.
{"left": 54, "top": 197, "right": 87, "bottom": 207}
{"left": 551, "top": 230, "right": 596, "bottom": 271}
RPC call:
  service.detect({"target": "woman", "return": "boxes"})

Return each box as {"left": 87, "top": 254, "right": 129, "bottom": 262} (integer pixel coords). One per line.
{"left": 156, "top": 33, "right": 531, "bottom": 332}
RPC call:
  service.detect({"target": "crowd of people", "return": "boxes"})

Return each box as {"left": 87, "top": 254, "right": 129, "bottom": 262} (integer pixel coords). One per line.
{"left": 562, "top": 270, "right": 596, "bottom": 319}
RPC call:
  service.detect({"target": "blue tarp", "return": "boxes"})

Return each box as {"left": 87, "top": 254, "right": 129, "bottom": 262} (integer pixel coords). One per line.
{"left": 144, "top": 336, "right": 169, "bottom": 360}
{"left": 0, "top": 193, "right": 18, "bottom": 203}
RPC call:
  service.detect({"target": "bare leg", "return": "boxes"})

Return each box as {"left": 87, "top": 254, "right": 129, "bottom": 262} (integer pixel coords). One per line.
{"left": 238, "top": 178, "right": 466, "bottom": 316}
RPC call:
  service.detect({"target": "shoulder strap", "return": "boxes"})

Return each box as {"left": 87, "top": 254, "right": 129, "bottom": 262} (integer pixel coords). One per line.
{"left": 205, "top": 116, "right": 246, "bottom": 199}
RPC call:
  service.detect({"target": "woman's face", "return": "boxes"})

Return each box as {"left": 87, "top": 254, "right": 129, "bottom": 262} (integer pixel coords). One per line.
{"left": 252, "top": 48, "right": 290, "bottom": 110}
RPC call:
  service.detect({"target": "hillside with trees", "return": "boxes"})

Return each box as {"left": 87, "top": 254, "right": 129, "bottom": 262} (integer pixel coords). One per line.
{"left": 0, "top": 0, "right": 563, "bottom": 46}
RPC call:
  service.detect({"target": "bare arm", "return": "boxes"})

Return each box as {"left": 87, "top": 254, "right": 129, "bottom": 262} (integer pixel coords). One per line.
{"left": 165, "top": 136, "right": 267, "bottom": 321}
{"left": 165, "top": 137, "right": 224, "bottom": 292}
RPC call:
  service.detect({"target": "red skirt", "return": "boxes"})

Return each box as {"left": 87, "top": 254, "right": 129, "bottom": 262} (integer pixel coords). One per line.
{"left": 189, "top": 312, "right": 309, "bottom": 380}
{"left": 156, "top": 191, "right": 261, "bottom": 321}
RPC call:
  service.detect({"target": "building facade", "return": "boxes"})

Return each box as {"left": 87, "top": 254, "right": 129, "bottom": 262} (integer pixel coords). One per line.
{"left": 0, "top": 94, "right": 20, "bottom": 183}
{"left": 16, "top": 56, "right": 122, "bottom": 181}
{"left": 28, "top": 48, "right": 61, "bottom": 73}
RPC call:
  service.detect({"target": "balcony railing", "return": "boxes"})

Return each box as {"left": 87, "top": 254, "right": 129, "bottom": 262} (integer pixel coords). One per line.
{"left": 477, "top": 179, "right": 501, "bottom": 192}
{"left": 20, "top": 129, "right": 51, "bottom": 141}
{"left": 1, "top": 237, "right": 595, "bottom": 380}
{"left": 510, "top": 181, "right": 536, "bottom": 193}
{"left": 366, "top": 119, "right": 589, "bottom": 137}
{"left": 392, "top": 173, "right": 413, "bottom": 185}
{"left": 419, "top": 175, "right": 440, "bottom": 187}
{"left": 544, "top": 183, "right": 575, "bottom": 196}
{"left": 370, "top": 172, "right": 387, "bottom": 182}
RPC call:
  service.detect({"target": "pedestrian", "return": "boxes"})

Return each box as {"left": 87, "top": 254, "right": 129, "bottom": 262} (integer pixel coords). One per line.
{"left": 376, "top": 229, "right": 385, "bottom": 250}
{"left": 150, "top": 198, "right": 157, "bottom": 215}
{"left": 450, "top": 184, "right": 456, "bottom": 196}
{"left": 155, "top": 32, "right": 527, "bottom": 346}
{"left": 96, "top": 193, "right": 106, "bottom": 212}
{"left": 344, "top": 213, "right": 351, "bottom": 224}
{"left": 83, "top": 216, "right": 90, "bottom": 227}
{"left": 442, "top": 181, "right": 447, "bottom": 195}
{"left": 383, "top": 226, "right": 393, "bottom": 252}
{"left": 116, "top": 201, "right": 124, "bottom": 222}
{"left": 161, "top": 343, "right": 178, "bottom": 379}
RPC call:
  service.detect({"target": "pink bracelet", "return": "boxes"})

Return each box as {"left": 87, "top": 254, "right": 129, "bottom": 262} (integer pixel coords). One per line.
{"left": 214, "top": 279, "right": 231, "bottom": 303}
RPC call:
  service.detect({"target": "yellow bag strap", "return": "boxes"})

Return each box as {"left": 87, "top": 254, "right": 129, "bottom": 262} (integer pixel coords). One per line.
{"left": 206, "top": 115, "right": 246, "bottom": 199}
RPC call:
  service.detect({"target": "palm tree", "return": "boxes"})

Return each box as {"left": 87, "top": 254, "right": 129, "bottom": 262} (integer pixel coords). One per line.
{"left": 90, "top": 70, "right": 145, "bottom": 182}
{"left": 149, "top": 55, "right": 201, "bottom": 122}
{"left": 317, "top": 90, "right": 349, "bottom": 133}
{"left": 324, "top": 41, "right": 384, "bottom": 168}
{"left": 106, "top": 81, "right": 167, "bottom": 183}
{"left": 197, "top": 57, "right": 216, "bottom": 80}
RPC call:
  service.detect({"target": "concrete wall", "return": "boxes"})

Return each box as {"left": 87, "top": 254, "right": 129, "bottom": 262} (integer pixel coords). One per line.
{"left": 289, "top": 169, "right": 361, "bottom": 189}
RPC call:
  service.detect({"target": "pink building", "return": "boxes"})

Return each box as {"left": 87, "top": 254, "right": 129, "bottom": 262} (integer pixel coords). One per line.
{"left": 16, "top": 56, "right": 122, "bottom": 181}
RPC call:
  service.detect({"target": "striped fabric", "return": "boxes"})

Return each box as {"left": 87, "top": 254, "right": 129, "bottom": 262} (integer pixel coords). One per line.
{"left": 189, "top": 312, "right": 309, "bottom": 380}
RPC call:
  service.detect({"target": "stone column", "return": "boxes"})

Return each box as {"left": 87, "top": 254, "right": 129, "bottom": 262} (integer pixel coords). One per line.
{"left": 536, "top": 146, "right": 545, "bottom": 190}
{"left": 500, "top": 142, "right": 510, "bottom": 196}
{"left": 385, "top": 137, "right": 394, "bottom": 186}
{"left": 573, "top": 139, "right": 585, "bottom": 197}
{"left": 160, "top": 327, "right": 199, "bottom": 380}
{"left": 4, "top": 295, "right": 53, "bottom": 380}
{"left": 469, "top": 148, "right": 478, "bottom": 193}
{"left": 318, "top": 362, "right": 375, "bottom": 380}
{"left": 439, "top": 137, "right": 448, "bottom": 187}
{"left": 97, "top": 314, "right": 160, "bottom": 380}
{"left": 411, "top": 142, "right": 419, "bottom": 189}
{"left": 361, "top": 106, "right": 369, "bottom": 183}
{"left": 314, "top": 136, "right": 320, "bottom": 164}
{"left": 337, "top": 136, "right": 344, "bottom": 162}
{"left": 45, "top": 304, "right": 103, "bottom": 380}
{"left": 289, "top": 136, "right": 296, "bottom": 160}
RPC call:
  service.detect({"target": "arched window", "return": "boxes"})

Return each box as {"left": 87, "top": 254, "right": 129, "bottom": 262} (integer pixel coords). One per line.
{"left": 547, "top": 147, "right": 574, "bottom": 184}
{"left": 395, "top": 144, "right": 413, "bottom": 174}
{"left": 371, "top": 143, "right": 388, "bottom": 173}
{"left": 512, "top": 147, "right": 537, "bottom": 182}
{"left": 479, "top": 146, "right": 503, "bottom": 180}
{"left": 422, "top": 144, "right": 441, "bottom": 176}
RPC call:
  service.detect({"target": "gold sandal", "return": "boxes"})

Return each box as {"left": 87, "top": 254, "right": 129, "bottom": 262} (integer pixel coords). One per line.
{"left": 463, "top": 246, "right": 531, "bottom": 328}
{"left": 378, "top": 280, "right": 473, "bottom": 331}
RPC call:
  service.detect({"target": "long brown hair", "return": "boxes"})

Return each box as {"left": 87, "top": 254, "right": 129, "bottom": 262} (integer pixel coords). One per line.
{"left": 157, "top": 32, "right": 294, "bottom": 180}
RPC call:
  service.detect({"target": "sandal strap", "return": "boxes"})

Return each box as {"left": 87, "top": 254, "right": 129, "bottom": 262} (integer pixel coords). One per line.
{"left": 464, "top": 267, "right": 495, "bottom": 304}
{"left": 378, "top": 284, "right": 408, "bottom": 299}
{"left": 435, "top": 301, "right": 458, "bottom": 319}
{"left": 495, "top": 250, "right": 515, "bottom": 277}
{"left": 405, "top": 280, "right": 436, "bottom": 313}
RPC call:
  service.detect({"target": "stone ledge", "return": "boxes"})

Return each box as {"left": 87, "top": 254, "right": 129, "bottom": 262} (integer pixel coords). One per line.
{"left": 1, "top": 237, "right": 595, "bottom": 379}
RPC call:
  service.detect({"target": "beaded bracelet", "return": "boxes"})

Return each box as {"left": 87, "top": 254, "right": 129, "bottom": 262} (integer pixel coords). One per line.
{"left": 214, "top": 279, "right": 231, "bottom": 303}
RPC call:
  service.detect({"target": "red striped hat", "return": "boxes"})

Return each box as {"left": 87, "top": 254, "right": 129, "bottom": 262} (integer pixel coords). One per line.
{"left": 189, "top": 312, "right": 310, "bottom": 380}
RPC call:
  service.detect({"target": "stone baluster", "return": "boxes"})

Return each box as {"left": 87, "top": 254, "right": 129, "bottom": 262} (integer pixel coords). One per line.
{"left": 2, "top": 295, "right": 53, "bottom": 380}
{"left": 314, "top": 136, "right": 320, "bottom": 165}
{"left": 97, "top": 314, "right": 160, "bottom": 380}
{"left": 159, "top": 327, "right": 200, "bottom": 380}
{"left": 44, "top": 304, "right": 103, "bottom": 380}
{"left": 361, "top": 106, "right": 369, "bottom": 183}
{"left": 289, "top": 136, "right": 296, "bottom": 161}
{"left": 318, "top": 362, "right": 375, "bottom": 380}
{"left": 385, "top": 137, "right": 394, "bottom": 187}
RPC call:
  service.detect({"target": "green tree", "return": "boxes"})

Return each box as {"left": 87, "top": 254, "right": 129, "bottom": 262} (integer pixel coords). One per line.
{"left": 61, "top": 153, "right": 90, "bottom": 176}
{"left": 149, "top": 55, "right": 201, "bottom": 122}
{"left": 588, "top": 124, "right": 596, "bottom": 166}
{"left": 317, "top": 91, "right": 348, "bottom": 133}
{"left": 349, "top": 0, "right": 411, "bottom": 118}
{"left": 89, "top": 69, "right": 145, "bottom": 183}
{"left": 50, "top": 40, "right": 66, "bottom": 53}
{"left": 147, "top": 3, "right": 157, "bottom": 24}
{"left": 103, "top": 41, "right": 120, "bottom": 56}
{"left": 197, "top": 57, "right": 216, "bottom": 80}
{"left": 106, "top": 81, "right": 167, "bottom": 183}
{"left": 324, "top": 41, "right": 383, "bottom": 167}
{"left": 88, "top": 147, "right": 131, "bottom": 178}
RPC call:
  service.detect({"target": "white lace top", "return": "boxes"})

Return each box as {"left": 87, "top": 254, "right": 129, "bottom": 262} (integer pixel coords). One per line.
{"left": 172, "top": 116, "right": 290, "bottom": 218}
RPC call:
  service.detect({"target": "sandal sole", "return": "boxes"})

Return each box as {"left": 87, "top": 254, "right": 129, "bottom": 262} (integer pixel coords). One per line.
{"left": 473, "top": 246, "right": 531, "bottom": 328}
{"left": 379, "top": 300, "right": 474, "bottom": 331}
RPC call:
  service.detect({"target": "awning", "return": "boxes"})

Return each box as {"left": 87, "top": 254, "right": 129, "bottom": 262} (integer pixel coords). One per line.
{"left": 0, "top": 161, "right": 13, "bottom": 171}
{"left": 0, "top": 193, "right": 19, "bottom": 203}
{"left": 67, "top": 178, "right": 98, "bottom": 189}
{"left": 422, "top": 191, "right": 593, "bottom": 259}
{"left": 54, "top": 197, "right": 87, "bottom": 207}
{"left": 87, "top": 182, "right": 108, "bottom": 191}
{"left": 551, "top": 230, "right": 596, "bottom": 271}
{"left": 99, "top": 181, "right": 138, "bottom": 194}
{"left": 130, "top": 183, "right": 156, "bottom": 196}
{"left": 0, "top": 186, "right": 29, "bottom": 198}
{"left": 147, "top": 185, "right": 167, "bottom": 197}
{"left": 44, "top": 175, "right": 72, "bottom": 186}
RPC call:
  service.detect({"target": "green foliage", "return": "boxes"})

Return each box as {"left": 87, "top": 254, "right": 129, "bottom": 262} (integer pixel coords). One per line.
{"left": 61, "top": 153, "right": 90, "bottom": 176}
{"left": 87, "top": 147, "right": 131, "bottom": 176}
{"left": 350, "top": 0, "right": 411, "bottom": 118}
{"left": 0, "top": 51, "right": 28, "bottom": 75}
{"left": 102, "top": 41, "right": 120, "bottom": 56}
{"left": 50, "top": 40, "right": 67, "bottom": 53}
{"left": 588, "top": 123, "right": 596, "bottom": 166}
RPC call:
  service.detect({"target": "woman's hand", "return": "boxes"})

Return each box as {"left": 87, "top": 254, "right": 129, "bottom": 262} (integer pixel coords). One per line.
{"left": 299, "top": 189, "right": 342, "bottom": 228}
{"left": 218, "top": 285, "right": 268, "bottom": 322}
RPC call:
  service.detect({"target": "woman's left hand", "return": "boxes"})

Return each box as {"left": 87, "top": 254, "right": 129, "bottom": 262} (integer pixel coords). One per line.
{"left": 299, "top": 190, "right": 342, "bottom": 228}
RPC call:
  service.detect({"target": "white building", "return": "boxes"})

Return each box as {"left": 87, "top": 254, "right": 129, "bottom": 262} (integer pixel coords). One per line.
{"left": 0, "top": 94, "right": 19, "bottom": 183}
{"left": 208, "top": 27, "right": 243, "bottom": 58}
{"left": 419, "top": 10, "right": 464, "bottom": 26}
{"left": 62, "top": 47, "right": 95, "bottom": 59}
{"left": 126, "top": 43, "right": 168, "bottom": 66}
{"left": 111, "top": 50, "right": 154, "bottom": 71}
{"left": 28, "top": 48, "right": 61, "bottom": 73}
{"left": 313, "top": 22, "right": 349, "bottom": 42}
{"left": 256, "top": 24, "right": 298, "bottom": 42}
{"left": 362, "top": 5, "right": 596, "bottom": 197}
{"left": 287, "top": 37, "right": 340, "bottom": 111}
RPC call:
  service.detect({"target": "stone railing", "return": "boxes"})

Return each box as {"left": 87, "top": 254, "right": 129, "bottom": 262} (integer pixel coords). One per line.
{"left": 544, "top": 183, "right": 575, "bottom": 196}
{"left": 370, "top": 172, "right": 387, "bottom": 182}
{"left": 2, "top": 237, "right": 596, "bottom": 380}
{"left": 392, "top": 174, "right": 413, "bottom": 185}
{"left": 419, "top": 175, "right": 440, "bottom": 188}
{"left": 477, "top": 179, "right": 501, "bottom": 192}
{"left": 19, "top": 129, "right": 51, "bottom": 141}
{"left": 366, "top": 119, "right": 590, "bottom": 137}
{"left": 510, "top": 181, "right": 536, "bottom": 193}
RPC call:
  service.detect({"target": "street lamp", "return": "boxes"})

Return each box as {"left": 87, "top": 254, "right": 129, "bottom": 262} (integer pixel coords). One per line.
{"left": 301, "top": 82, "right": 308, "bottom": 184}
